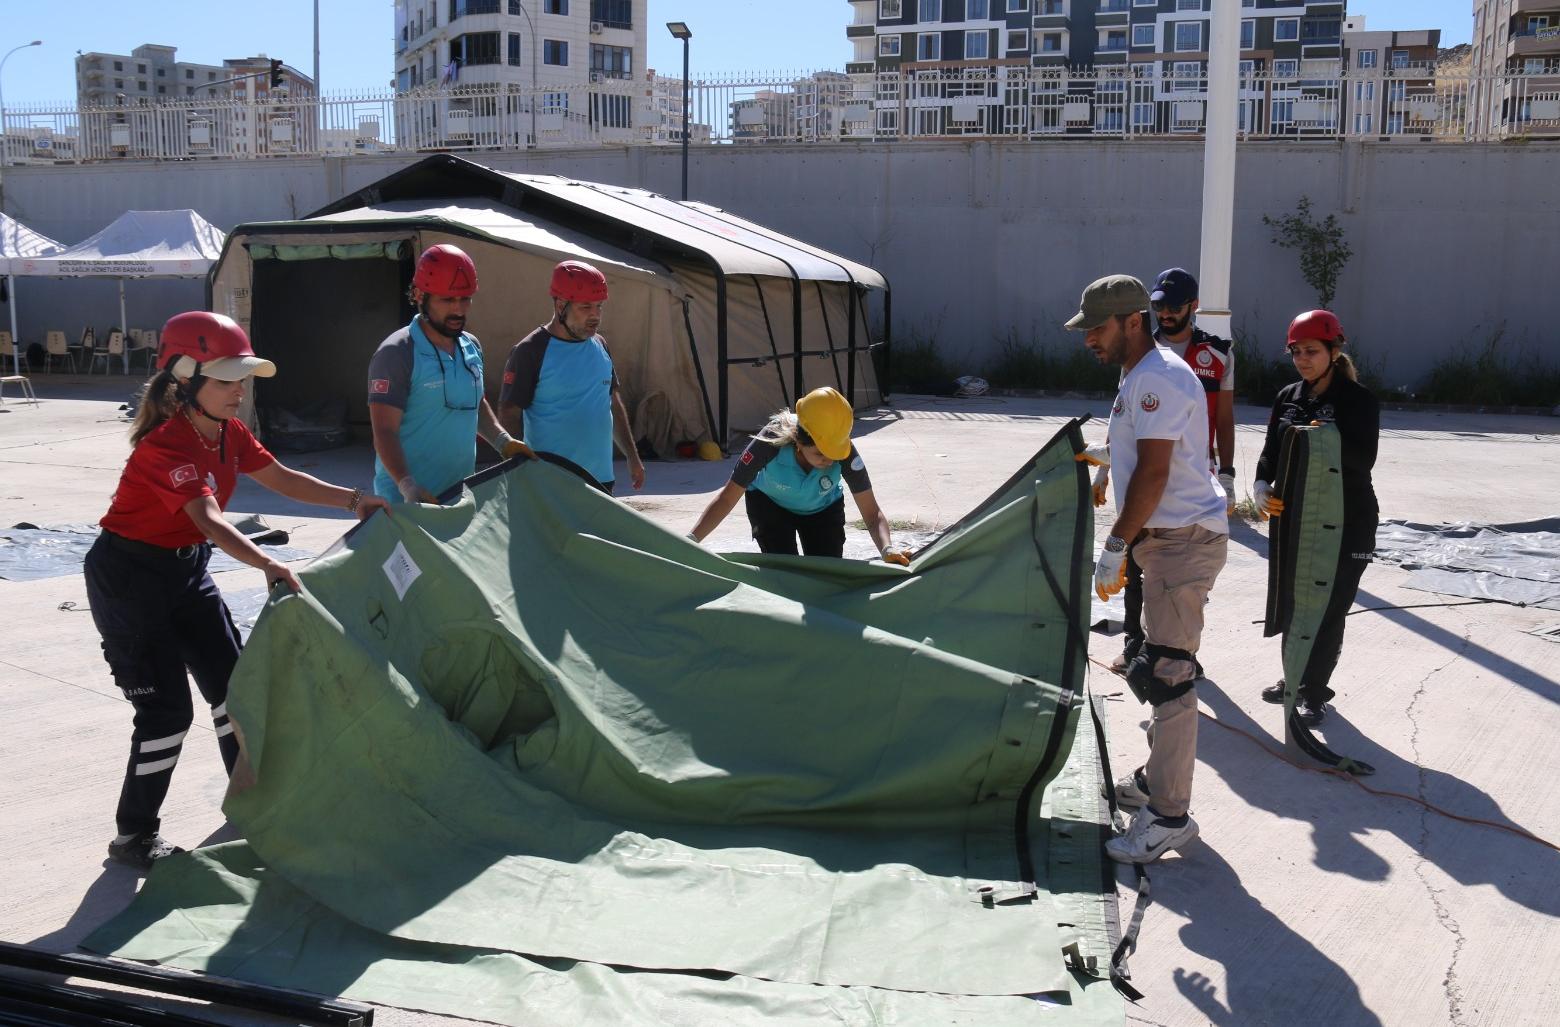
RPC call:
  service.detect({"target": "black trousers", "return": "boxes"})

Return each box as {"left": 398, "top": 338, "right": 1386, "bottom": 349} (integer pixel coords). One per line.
{"left": 1288, "top": 553, "right": 1370, "bottom": 705}
{"left": 84, "top": 533, "right": 242, "bottom": 837}
{"left": 745, "top": 491, "right": 846, "bottom": 558}
{"left": 1122, "top": 543, "right": 1145, "bottom": 648}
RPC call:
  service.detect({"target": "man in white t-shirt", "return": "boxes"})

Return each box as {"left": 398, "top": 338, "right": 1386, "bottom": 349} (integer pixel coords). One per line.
{"left": 1067, "top": 274, "right": 1229, "bottom": 865}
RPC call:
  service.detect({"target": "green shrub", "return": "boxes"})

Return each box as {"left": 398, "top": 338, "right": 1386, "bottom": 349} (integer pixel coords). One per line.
{"left": 1415, "top": 329, "right": 1560, "bottom": 407}
{"left": 983, "top": 329, "right": 1118, "bottom": 392}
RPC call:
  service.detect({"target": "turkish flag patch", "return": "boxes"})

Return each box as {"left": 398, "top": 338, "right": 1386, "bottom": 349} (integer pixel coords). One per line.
{"left": 502, "top": 370, "right": 515, "bottom": 385}
{"left": 739, "top": 451, "right": 754, "bottom": 465}
{"left": 370, "top": 379, "right": 391, "bottom": 394}
{"left": 169, "top": 464, "right": 199, "bottom": 488}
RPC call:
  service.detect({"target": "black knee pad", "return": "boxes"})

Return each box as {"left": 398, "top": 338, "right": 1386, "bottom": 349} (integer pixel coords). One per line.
{"left": 1124, "top": 644, "right": 1197, "bottom": 707}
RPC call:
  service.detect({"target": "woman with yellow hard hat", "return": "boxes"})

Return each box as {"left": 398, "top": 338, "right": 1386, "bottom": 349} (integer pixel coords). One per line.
{"left": 687, "top": 386, "right": 909, "bottom": 563}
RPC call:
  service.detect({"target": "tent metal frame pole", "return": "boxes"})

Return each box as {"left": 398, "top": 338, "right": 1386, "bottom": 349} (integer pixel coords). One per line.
{"left": 812, "top": 281, "right": 844, "bottom": 393}
{"left": 7, "top": 274, "right": 19, "bottom": 376}
{"left": 715, "top": 269, "right": 729, "bottom": 451}
{"left": 681, "top": 298, "right": 718, "bottom": 449}
{"left": 846, "top": 285, "right": 857, "bottom": 407}
{"left": 882, "top": 287, "right": 893, "bottom": 402}
{"left": 748, "top": 275, "right": 790, "bottom": 407}
{"left": 790, "top": 279, "right": 803, "bottom": 404}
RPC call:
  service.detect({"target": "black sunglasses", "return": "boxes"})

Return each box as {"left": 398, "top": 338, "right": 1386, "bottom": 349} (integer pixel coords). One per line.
{"left": 429, "top": 342, "right": 481, "bottom": 411}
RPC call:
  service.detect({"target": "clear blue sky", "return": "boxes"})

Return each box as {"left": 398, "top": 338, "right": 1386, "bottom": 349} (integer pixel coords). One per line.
{"left": 0, "top": 0, "right": 1474, "bottom": 108}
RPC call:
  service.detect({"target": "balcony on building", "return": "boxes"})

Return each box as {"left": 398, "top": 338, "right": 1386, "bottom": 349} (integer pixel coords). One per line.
{"left": 1511, "top": 29, "right": 1560, "bottom": 59}
{"left": 590, "top": 0, "right": 634, "bottom": 30}
{"left": 1095, "top": 0, "right": 1129, "bottom": 26}
{"left": 1033, "top": 0, "right": 1070, "bottom": 29}
{"left": 847, "top": 24, "right": 876, "bottom": 38}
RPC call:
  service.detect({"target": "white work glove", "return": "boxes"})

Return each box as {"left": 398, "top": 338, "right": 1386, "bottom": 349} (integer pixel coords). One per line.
{"left": 1218, "top": 471, "right": 1237, "bottom": 515}
{"left": 881, "top": 541, "right": 913, "bottom": 566}
{"left": 1253, "top": 480, "right": 1284, "bottom": 520}
{"left": 1091, "top": 466, "right": 1110, "bottom": 508}
{"left": 397, "top": 475, "right": 437, "bottom": 504}
{"left": 1094, "top": 537, "right": 1128, "bottom": 602}
{"left": 492, "top": 431, "right": 536, "bottom": 460}
{"left": 1075, "top": 444, "right": 1110, "bottom": 468}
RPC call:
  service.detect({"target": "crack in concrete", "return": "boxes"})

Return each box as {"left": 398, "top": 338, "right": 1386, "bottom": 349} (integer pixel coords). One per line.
{"left": 1405, "top": 631, "right": 1473, "bottom": 1027}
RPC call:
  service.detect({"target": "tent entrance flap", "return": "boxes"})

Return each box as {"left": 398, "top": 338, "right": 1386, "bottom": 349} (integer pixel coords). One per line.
{"left": 249, "top": 253, "right": 414, "bottom": 430}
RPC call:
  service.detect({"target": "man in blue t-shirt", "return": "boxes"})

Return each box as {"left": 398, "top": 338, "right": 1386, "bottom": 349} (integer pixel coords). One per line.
{"left": 497, "top": 260, "right": 645, "bottom": 494}
{"left": 368, "top": 244, "right": 528, "bottom": 503}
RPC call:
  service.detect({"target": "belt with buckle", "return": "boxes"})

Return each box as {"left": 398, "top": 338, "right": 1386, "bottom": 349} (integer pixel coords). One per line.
{"left": 104, "top": 531, "right": 207, "bottom": 561}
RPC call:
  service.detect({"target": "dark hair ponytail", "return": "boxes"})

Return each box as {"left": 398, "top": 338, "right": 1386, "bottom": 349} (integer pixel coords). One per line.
{"left": 1333, "top": 350, "right": 1358, "bottom": 383}
{"left": 129, "top": 368, "right": 207, "bottom": 446}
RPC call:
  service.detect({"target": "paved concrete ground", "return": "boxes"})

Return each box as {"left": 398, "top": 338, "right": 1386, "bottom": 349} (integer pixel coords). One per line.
{"left": 3, "top": 375, "right": 1558, "bottom": 1026}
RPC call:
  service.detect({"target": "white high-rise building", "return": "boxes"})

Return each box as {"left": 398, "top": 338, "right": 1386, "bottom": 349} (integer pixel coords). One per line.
{"left": 394, "top": 0, "right": 649, "bottom": 145}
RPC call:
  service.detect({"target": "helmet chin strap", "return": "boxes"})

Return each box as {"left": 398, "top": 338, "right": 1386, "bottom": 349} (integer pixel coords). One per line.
{"left": 552, "top": 301, "right": 591, "bottom": 341}
{"left": 178, "top": 372, "right": 229, "bottom": 460}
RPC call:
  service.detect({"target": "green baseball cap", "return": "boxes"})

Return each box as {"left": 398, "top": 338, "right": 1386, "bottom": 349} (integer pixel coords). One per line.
{"left": 1065, "top": 275, "right": 1151, "bottom": 331}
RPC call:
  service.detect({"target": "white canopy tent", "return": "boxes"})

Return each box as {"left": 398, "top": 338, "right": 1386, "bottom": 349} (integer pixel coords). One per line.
{"left": 0, "top": 213, "right": 66, "bottom": 376}
{"left": 10, "top": 210, "right": 226, "bottom": 372}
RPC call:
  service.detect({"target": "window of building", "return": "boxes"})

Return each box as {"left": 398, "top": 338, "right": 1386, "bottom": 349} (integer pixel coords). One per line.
{"left": 1240, "top": 19, "right": 1254, "bottom": 49}
{"left": 1006, "top": 29, "right": 1027, "bottom": 52}
{"left": 1390, "top": 49, "right": 1409, "bottom": 69}
{"left": 968, "top": 0, "right": 988, "bottom": 18}
{"left": 966, "top": 31, "right": 989, "bottom": 58}
{"left": 1134, "top": 0, "right": 1155, "bottom": 7}
{"left": 508, "top": 32, "right": 522, "bottom": 66}
{"left": 1302, "top": 18, "right": 1340, "bottom": 43}
{"left": 881, "top": 34, "right": 902, "bottom": 56}
{"left": 542, "top": 91, "right": 568, "bottom": 112}
{"left": 591, "top": 0, "right": 632, "bottom": 26}
{"left": 1353, "top": 112, "right": 1372, "bottom": 133}
{"left": 1132, "top": 102, "right": 1154, "bottom": 127}
{"left": 1242, "top": 0, "right": 1253, "bottom": 6}
{"left": 208, "top": 71, "right": 217, "bottom": 80}
{"left": 1176, "top": 0, "right": 1200, "bottom": 10}
{"left": 590, "top": 93, "right": 630, "bottom": 128}
{"left": 1040, "top": 32, "right": 1062, "bottom": 52}
{"left": 186, "top": 86, "right": 194, "bottom": 95}
{"left": 452, "top": 32, "right": 501, "bottom": 66}
{"left": 1357, "top": 49, "right": 1376, "bottom": 69}
{"left": 157, "top": 85, "right": 165, "bottom": 93}
{"left": 918, "top": 32, "right": 941, "bottom": 60}
{"left": 1354, "top": 80, "right": 1374, "bottom": 101}
{"left": 590, "top": 43, "right": 632, "bottom": 78}
{"left": 543, "top": 0, "right": 566, "bottom": 13}
{"left": 1274, "top": 18, "right": 1299, "bottom": 42}
{"left": 113, "top": 60, "right": 123, "bottom": 71}
{"left": 1172, "top": 60, "right": 1201, "bottom": 90}
{"left": 1387, "top": 79, "right": 1405, "bottom": 101}
{"left": 880, "top": 0, "right": 902, "bottom": 17}
{"left": 1007, "top": 0, "right": 1027, "bottom": 11}
{"left": 1387, "top": 112, "right": 1403, "bottom": 134}
{"left": 1272, "top": 58, "right": 1297, "bottom": 78}
{"left": 877, "top": 107, "right": 900, "bottom": 133}
{"left": 544, "top": 39, "right": 568, "bottom": 65}
{"left": 113, "top": 78, "right": 123, "bottom": 88}
{"left": 137, "top": 81, "right": 147, "bottom": 91}
{"left": 1104, "top": 29, "right": 1127, "bottom": 51}
{"left": 1174, "top": 21, "right": 1201, "bottom": 51}
{"left": 919, "top": 0, "right": 940, "bottom": 22}
{"left": 156, "top": 68, "right": 165, "bottom": 77}
{"left": 1132, "top": 23, "right": 1154, "bottom": 47}
{"left": 137, "top": 63, "right": 146, "bottom": 73}
{"left": 1271, "top": 98, "right": 1293, "bottom": 123}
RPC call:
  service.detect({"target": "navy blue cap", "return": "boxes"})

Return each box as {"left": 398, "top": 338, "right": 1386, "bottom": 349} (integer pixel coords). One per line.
{"left": 1150, "top": 267, "right": 1198, "bottom": 307}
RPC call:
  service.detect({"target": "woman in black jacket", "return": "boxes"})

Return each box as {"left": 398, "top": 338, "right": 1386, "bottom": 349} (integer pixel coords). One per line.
{"left": 1252, "top": 309, "right": 1380, "bottom": 725}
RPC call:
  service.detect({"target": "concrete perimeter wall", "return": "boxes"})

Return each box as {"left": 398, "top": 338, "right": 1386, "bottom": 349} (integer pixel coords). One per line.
{"left": 2, "top": 139, "right": 1556, "bottom": 386}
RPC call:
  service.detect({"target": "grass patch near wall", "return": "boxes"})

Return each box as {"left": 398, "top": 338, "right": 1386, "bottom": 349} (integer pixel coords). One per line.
{"left": 1413, "top": 331, "right": 1560, "bottom": 407}
{"left": 983, "top": 330, "right": 1118, "bottom": 393}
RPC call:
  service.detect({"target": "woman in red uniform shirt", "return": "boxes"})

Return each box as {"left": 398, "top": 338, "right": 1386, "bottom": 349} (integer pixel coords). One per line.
{"left": 87, "top": 311, "right": 389, "bottom": 870}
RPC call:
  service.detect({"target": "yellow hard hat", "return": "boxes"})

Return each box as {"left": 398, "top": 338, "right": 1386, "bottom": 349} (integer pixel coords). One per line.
{"left": 795, "top": 386, "right": 853, "bottom": 462}
{"left": 697, "top": 440, "right": 724, "bottom": 461}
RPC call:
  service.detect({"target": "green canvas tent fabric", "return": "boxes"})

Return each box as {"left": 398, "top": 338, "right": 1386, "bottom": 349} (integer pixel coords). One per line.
{"left": 86, "top": 421, "right": 1125, "bottom": 1025}
{"left": 1263, "top": 423, "right": 1373, "bottom": 776}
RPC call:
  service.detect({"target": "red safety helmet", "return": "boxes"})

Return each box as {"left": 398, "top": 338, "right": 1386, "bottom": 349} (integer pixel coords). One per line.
{"left": 550, "top": 260, "right": 609, "bottom": 304}
{"left": 413, "top": 244, "right": 479, "bottom": 298}
{"left": 1286, "top": 309, "right": 1345, "bottom": 349}
{"left": 158, "top": 311, "right": 276, "bottom": 382}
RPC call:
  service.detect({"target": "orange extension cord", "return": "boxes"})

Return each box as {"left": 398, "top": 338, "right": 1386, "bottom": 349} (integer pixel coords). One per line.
{"left": 1087, "top": 656, "right": 1560, "bottom": 854}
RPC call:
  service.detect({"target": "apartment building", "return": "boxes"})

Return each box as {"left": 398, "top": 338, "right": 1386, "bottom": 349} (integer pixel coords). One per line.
{"left": 1469, "top": 0, "right": 1560, "bottom": 135}
{"left": 75, "top": 43, "right": 313, "bottom": 106}
{"left": 394, "top": 0, "right": 648, "bottom": 145}
{"left": 73, "top": 44, "right": 315, "bottom": 157}
{"left": 729, "top": 72, "right": 856, "bottom": 142}
{"left": 1341, "top": 17, "right": 1441, "bottom": 137}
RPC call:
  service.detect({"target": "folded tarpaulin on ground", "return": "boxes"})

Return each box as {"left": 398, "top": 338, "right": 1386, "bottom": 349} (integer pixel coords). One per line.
{"left": 1373, "top": 517, "right": 1560, "bottom": 611}
{"left": 86, "top": 420, "right": 1124, "bottom": 1025}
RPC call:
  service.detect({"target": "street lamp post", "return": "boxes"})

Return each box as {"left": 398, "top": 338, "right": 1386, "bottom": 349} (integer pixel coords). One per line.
{"left": 0, "top": 40, "right": 44, "bottom": 170}
{"left": 666, "top": 22, "right": 692, "bottom": 200}
{"left": 512, "top": 1, "right": 538, "bottom": 146}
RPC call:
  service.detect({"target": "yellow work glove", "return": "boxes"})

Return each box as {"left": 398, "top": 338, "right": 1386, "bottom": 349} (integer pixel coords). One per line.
{"left": 1094, "top": 538, "right": 1128, "bottom": 602}
{"left": 882, "top": 541, "right": 913, "bottom": 566}
{"left": 1091, "top": 466, "right": 1110, "bottom": 508}
{"left": 494, "top": 432, "right": 535, "bottom": 461}
{"left": 1074, "top": 444, "right": 1110, "bottom": 468}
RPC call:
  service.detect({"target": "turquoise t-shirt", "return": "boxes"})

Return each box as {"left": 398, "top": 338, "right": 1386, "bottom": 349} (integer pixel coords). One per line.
{"left": 367, "top": 318, "right": 484, "bottom": 502}
{"left": 519, "top": 336, "right": 617, "bottom": 486}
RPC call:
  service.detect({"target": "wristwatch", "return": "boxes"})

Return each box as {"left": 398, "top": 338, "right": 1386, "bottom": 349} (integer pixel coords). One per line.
{"left": 1103, "top": 535, "right": 1128, "bottom": 554}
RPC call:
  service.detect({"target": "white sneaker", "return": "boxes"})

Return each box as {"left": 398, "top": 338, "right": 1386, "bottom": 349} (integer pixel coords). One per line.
{"left": 1105, "top": 807, "right": 1199, "bottom": 865}
{"left": 1114, "top": 767, "right": 1150, "bottom": 810}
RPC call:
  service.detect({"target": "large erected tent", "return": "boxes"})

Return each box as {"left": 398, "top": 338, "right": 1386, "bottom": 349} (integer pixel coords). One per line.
{"left": 210, "top": 154, "right": 888, "bottom": 454}
{"left": 0, "top": 212, "right": 65, "bottom": 375}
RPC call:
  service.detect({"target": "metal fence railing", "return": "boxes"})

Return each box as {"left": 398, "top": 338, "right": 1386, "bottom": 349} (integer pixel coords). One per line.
{"left": 1, "top": 65, "right": 1556, "bottom": 164}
